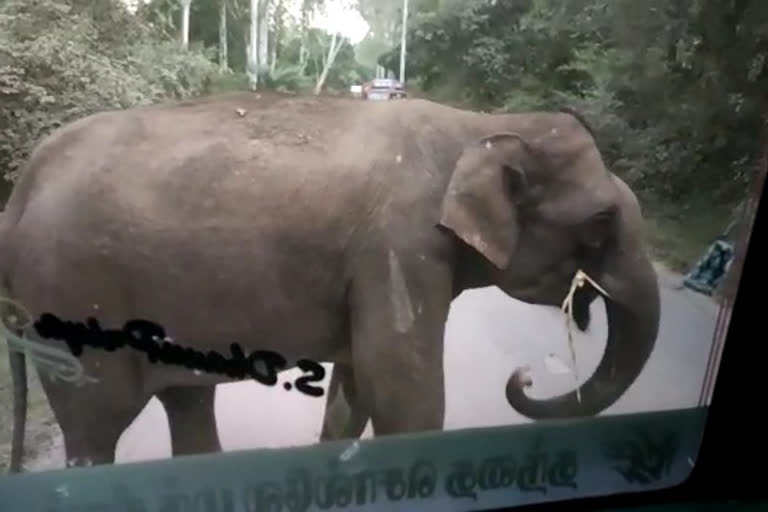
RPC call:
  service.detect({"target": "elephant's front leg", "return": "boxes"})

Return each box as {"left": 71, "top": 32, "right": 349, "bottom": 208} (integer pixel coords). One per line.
{"left": 320, "top": 364, "right": 369, "bottom": 441}
{"left": 156, "top": 385, "right": 221, "bottom": 456}
{"left": 349, "top": 250, "right": 453, "bottom": 435}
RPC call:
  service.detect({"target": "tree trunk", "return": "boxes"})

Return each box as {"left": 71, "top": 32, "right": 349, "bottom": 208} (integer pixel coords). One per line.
{"left": 219, "top": 1, "right": 229, "bottom": 71}
{"left": 258, "top": 0, "right": 270, "bottom": 74}
{"left": 298, "top": 0, "right": 311, "bottom": 71}
{"left": 314, "top": 32, "right": 344, "bottom": 95}
{"left": 270, "top": 32, "right": 278, "bottom": 73}
{"left": 180, "top": 0, "right": 192, "bottom": 50}
{"left": 270, "top": 0, "right": 284, "bottom": 73}
{"left": 244, "top": 29, "right": 249, "bottom": 73}
{"left": 248, "top": 0, "right": 259, "bottom": 90}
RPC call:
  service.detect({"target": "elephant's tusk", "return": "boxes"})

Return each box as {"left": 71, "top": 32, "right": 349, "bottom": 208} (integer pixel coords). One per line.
{"left": 560, "top": 270, "right": 612, "bottom": 404}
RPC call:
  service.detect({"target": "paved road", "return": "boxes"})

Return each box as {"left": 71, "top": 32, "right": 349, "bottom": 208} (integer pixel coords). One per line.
{"left": 28, "top": 264, "right": 721, "bottom": 469}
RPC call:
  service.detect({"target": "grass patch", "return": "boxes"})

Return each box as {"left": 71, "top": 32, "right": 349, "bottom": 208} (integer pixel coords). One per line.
{"left": 207, "top": 70, "right": 319, "bottom": 96}
{"left": 207, "top": 72, "right": 250, "bottom": 94}
{"left": 643, "top": 199, "right": 738, "bottom": 273}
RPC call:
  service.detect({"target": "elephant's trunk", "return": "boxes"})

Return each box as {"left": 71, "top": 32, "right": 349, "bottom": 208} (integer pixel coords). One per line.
{"left": 505, "top": 251, "right": 660, "bottom": 419}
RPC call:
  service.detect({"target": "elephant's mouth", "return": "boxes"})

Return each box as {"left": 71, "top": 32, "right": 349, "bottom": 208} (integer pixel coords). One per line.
{"left": 512, "top": 288, "right": 567, "bottom": 308}
{"left": 504, "top": 257, "right": 588, "bottom": 308}
{"left": 510, "top": 276, "right": 597, "bottom": 339}
{"left": 506, "top": 275, "right": 577, "bottom": 309}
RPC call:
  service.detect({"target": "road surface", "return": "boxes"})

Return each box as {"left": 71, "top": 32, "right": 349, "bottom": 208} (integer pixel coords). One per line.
{"left": 26, "top": 263, "right": 721, "bottom": 470}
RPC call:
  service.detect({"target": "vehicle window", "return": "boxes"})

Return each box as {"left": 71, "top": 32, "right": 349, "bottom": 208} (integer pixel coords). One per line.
{"left": 0, "top": 0, "right": 763, "bottom": 511}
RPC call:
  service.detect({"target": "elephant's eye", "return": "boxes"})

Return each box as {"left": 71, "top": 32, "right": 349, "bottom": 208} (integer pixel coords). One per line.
{"left": 591, "top": 207, "right": 618, "bottom": 229}
{"left": 577, "top": 207, "right": 618, "bottom": 252}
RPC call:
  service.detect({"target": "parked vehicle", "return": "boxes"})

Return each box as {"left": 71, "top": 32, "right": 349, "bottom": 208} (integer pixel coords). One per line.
{"left": 360, "top": 78, "right": 407, "bottom": 100}
{"left": 349, "top": 84, "right": 364, "bottom": 99}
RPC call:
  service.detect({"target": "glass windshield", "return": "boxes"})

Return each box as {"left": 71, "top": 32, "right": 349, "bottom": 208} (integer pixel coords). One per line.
{"left": 0, "top": 1, "right": 763, "bottom": 511}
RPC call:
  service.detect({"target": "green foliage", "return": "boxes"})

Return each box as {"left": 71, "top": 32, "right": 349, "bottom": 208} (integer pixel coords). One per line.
{"left": 379, "top": 0, "right": 768, "bottom": 266}
{"left": 139, "top": 0, "right": 369, "bottom": 94}
{"left": 0, "top": 0, "right": 371, "bottom": 194}
{"left": 208, "top": 65, "right": 315, "bottom": 95}
{"left": 262, "top": 64, "right": 314, "bottom": 92}
{"left": 281, "top": 28, "right": 371, "bottom": 92}
{"left": 208, "top": 71, "right": 251, "bottom": 93}
{"left": 139, "top": 0, "right": 250, "bottom": 72}
{"left": 0, "top": 0, "right": 220, "bottom": 185}
{"left": 355, "top": 32, "right": 391, "bottom": 69}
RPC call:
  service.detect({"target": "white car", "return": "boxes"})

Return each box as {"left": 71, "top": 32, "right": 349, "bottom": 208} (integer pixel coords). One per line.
{"left": 361, "top": 79, "right": 407, "bottom": 101}
{"left": 349, "top": 84, "right": 364, "bottom": 98}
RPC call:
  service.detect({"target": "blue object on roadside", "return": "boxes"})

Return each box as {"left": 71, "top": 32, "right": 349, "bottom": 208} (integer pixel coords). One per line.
{"left": 682, "top": 238, "right": 735, "bottom": 296}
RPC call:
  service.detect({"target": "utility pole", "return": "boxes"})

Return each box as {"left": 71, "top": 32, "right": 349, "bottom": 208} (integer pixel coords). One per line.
{"left": 248, "top": 0, "right": 259, "bottom": 90}
{"left": 399, "top": 0, "right": 408, "bottom": 84}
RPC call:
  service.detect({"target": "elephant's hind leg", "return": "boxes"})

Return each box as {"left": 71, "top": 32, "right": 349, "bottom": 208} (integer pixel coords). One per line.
{"left": 37, "top": 359, "right": 148, "bottom": 468}
{"left": 319, "top": 364, "right": 369, "bottom": 442}
{"left": 156, "top": 385, "right": 221, "bottom": 456}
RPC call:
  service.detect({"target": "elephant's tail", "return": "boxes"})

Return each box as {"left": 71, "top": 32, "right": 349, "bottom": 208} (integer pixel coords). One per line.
{"left": 0, "top": 209, "right": 28, "bottom": 474}
{"left": 8, "top": 342, "right": 27, "bottom": 473}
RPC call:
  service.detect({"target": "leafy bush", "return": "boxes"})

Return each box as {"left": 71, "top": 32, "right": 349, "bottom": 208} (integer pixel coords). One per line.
{"left": 260, "top": 64, "right": 314, "bottom": 93}
{"left": 0, "top": 0, "right": 220, "bottom": 184}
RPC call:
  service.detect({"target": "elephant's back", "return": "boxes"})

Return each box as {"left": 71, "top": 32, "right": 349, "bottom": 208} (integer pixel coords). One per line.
{"left": 13, "top": 93, "right": 466, "bottom": 250}
{"left": 18, "top": 95, "right": 384, "bottom": 236}
{"left": 4, "top": 97, "right": 360, "bottom": 353}
{"left": 4, "top": 93, "right": 463, "bottom": 280}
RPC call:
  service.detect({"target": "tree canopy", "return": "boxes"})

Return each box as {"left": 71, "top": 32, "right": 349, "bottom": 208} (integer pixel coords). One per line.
{"left": 0, "top": 0, "right": 218, "bottom": 192}
{"left": 368, "top": 0, "right": 768, "bottom": 267}
{"left": 379, "top": 0, "right": 766, "bottom": 210}
{"left": 0, "top": 0, "right": 368, "bottom": 200}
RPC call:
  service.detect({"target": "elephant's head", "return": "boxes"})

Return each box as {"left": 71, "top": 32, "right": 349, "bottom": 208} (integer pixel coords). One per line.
{"left": 438, "top": 112, "right": 660, "bottom": 420}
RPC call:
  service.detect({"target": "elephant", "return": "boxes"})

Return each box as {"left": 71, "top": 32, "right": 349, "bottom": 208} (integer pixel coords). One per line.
{"left": 3, "top": 92, "right": 660, "bottom": 472}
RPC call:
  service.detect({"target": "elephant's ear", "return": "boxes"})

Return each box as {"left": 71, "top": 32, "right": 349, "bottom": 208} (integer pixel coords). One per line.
{"left": 439, "top": 132, "right": 531, "bottom": 269}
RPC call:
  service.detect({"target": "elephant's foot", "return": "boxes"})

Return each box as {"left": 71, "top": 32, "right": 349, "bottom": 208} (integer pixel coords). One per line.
{"left": 320, "top": 405, "right": 368, "bottom": 441}
{"left": 320, "top": 364, "right": 368, "bottom": 442}
{"left": 59, "top": 414, "right": 134, "bottom": 468}
{"left": 64, "top": 453, "right": 114, "bottom": 468}
{"left": 157, "top": 385, "right": 222, "bottom": 456}
{"left": 38, "top": 363, "right": 148, "bottom": 470}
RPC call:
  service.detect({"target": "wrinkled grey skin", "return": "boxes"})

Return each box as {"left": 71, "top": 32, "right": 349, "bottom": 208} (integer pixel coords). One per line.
{"left": 319, "top": 284, "right": 599, "bottom": 441}
{"left": 4, "top": 93, "right": 659, "bottom": 472}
